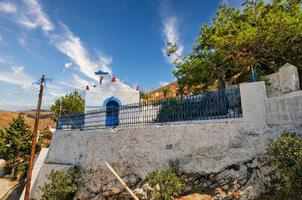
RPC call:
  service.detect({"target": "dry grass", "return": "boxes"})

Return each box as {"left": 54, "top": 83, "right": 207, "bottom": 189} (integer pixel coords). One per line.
{"left": 0, "top": 110, "right": 55, "bottom": 130}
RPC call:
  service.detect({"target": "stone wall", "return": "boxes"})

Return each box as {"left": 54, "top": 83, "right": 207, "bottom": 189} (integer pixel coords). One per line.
{"left": 265, "top": 63, "right": 300, "bottom": 97}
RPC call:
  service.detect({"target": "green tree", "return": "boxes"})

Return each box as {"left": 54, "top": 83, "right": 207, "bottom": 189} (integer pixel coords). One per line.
{"left": 51, "top": 91, "right": 85, "bottom": 120}
{"left": 172, "top": 0, "right": 302, "bottom": 91}
{"left": 162, "top": 87, "right": 171, "bottom": 99}
{"left": 0, "top": 114, "right": 33, "bottom": 179}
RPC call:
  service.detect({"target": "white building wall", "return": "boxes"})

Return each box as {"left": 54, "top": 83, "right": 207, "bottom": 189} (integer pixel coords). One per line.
{"left": 85, "top": 81, "right": 139, "bottom": 112}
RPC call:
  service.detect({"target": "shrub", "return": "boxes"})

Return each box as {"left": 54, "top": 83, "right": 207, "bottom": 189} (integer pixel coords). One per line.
{"left": 260, "top": 132, "right": 302, "bottom": 199}
{"left": 146, "top": 164, "right": 185, "bottom": 200}
{"left": 41, "top": 167, "right": 79, "bottom": 200}
{"left": 39, "top": 127, "right": 53, "bottom": 148}
{"left": 266, "top": 132, "right": 302, "bottom": 189}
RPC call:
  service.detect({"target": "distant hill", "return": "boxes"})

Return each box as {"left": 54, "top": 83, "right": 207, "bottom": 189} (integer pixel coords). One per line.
{"left": 0, "top": 110, "right": 56, "bottom": 130}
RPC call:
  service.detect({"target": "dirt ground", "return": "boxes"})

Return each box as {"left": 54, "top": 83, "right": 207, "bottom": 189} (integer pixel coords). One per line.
{"left": 0, "top": 110, "right": 55, "bottom": 130}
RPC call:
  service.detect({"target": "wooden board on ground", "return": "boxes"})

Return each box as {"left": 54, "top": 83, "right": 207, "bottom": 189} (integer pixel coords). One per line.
{"left": 176, "top": 193, "right": 212, "bottom": 200}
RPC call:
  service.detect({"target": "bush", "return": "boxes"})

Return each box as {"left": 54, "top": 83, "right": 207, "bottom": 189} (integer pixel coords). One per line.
{"left": 260, "top": 132, "right": 302, "bottom": 199}
{"left": 41, "top": 167, "right": 79, "bottom": 200}
{"left": 39, "top": 127, "right": 53, "bottom": 148}
{"left": 146, "top": 164, "right": 185, "bottom": 200}
{"left": 266, "top": 132, "right": 302, "bottom": 189}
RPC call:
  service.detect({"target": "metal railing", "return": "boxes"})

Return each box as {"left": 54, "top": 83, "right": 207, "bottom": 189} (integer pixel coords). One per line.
{"left": 56, "top": 86, "right": 242, "bottom": 130}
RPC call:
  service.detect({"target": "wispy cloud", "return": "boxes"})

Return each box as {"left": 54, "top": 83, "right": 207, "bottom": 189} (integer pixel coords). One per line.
{"left": 48, "top": 23, "right": 112, "bottom": 81}
{"left": 0, "top": 0, "right": 53, "bottom": 31}
{"left": 159, "top": 81, "right": 169, "bottom": 87}
{"left": 0, "top": 99, "right": 33, "bottom": 107}
{"left": 0, "top": 2, "right": 17, "bottom": 14}
{"left": 64, "top": 61, "right": 72, "bottom": 69}
{"left": 0, "top": 0, "right": 113, "bottom": 94}
{"left": 162, "top": 16, "right": 183, "bottom": 64}
{"left": 0, "top": 66, "right": 34, "bottom": 86}
{"left": 21, "top": 0, "right": 54, "bottom": 31}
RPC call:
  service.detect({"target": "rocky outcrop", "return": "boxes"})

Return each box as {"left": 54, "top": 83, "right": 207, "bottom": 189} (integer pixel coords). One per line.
{"left": 181, "top": 157, "right": 285, "bottom": 200}
{"left": 75, "top": 163, "right": 141, "bottom": 200}
{"left": 73, "top": 157, "right": 285, "bottom": 200}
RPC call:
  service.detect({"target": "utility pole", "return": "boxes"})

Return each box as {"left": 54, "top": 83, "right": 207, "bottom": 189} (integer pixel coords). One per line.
{"left": 24, "top": 75, "right": 45, "bottom": 200}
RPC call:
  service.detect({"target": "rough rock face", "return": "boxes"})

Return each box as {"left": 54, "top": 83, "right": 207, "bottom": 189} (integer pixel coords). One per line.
{"left": 74, "top": 157, "right": 285, "bottom": 200}
{"left": 181, "top": 157, "right": 285, "bottom": 200}
{"left": 75, "top": 163, "right": 141, "bottom": 200}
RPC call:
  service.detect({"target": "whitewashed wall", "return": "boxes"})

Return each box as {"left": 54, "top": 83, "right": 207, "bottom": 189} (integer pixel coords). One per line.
{"left": 85, "top": 81, "right": 139, "bottom": 112}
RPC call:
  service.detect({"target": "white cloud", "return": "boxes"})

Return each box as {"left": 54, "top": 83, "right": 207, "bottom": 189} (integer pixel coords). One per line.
{"left": 49, "top": 24, "right": 112, "bottom": 81}
{"left": 48, "top": 91, "right": 63, "bottom": 97}
{"left": 0, "top": 34, "right": 2, "bottom": 43}
{"left": 72, "top": 74, "right": 91, "bottom": 89}
{"left": 0, "top": 2, "right": 17, "bottom": 14}
{"left": 21, "top": 0, "right": 54, "bottom": 32}
{"left": 0, "top": 0, "right": 53, "bottom": 31}
{"left": 56, "top": 74, "right": 93, "bottom": 91}
{"left": 0, "top": 0, "right": 54, "bottom": 32}
{"left": 0, "top": 0, "right": 114, "bottom": 106}
{"left": 162, "top": 16, "right": 184, "bottom": 64}
{"left": 0, "top": 66, "right": 34, "bottom": 86}
{"left": 64, "top": 61, "right": 72, "bottom": 69}
{"left": 0, "top": 99, "right": 33, "bottom": 107}
{"left": 159, "top": 81, "right": 169, "bottom": 87}
{"left": 18, "top": 37, "right": 26, "bottom": 46}
{"left": 0, "top": 0, "right": 113, "bottom": 83}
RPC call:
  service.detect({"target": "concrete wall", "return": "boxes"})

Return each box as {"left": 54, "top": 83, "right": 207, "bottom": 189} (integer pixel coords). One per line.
{"left": 240, "top": 82, "right": 266, "bottom": 125}
{"left": 19, "top": 148, "right": 49, "bottom": 200}
{"left": 265, "top": 63, "right": 300, "bottom": 97}
{"left": 46, "top": 121, "right": 294, "bottom": 176}
{"left": 263, "top": 63, "right": 302, "bottom": 125}
{"left": 266, "top": 92, "right": 302, "bottom": 125}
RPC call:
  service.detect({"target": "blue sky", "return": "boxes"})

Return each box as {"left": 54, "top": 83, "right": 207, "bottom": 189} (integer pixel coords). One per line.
{"left": 0, "top": 0, "right": 243, "bottom": 110}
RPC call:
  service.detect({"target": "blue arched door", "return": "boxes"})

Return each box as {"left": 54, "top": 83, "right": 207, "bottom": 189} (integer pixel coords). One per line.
{"left": 105, "top": 100, "right": 120, "bottom": 127}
